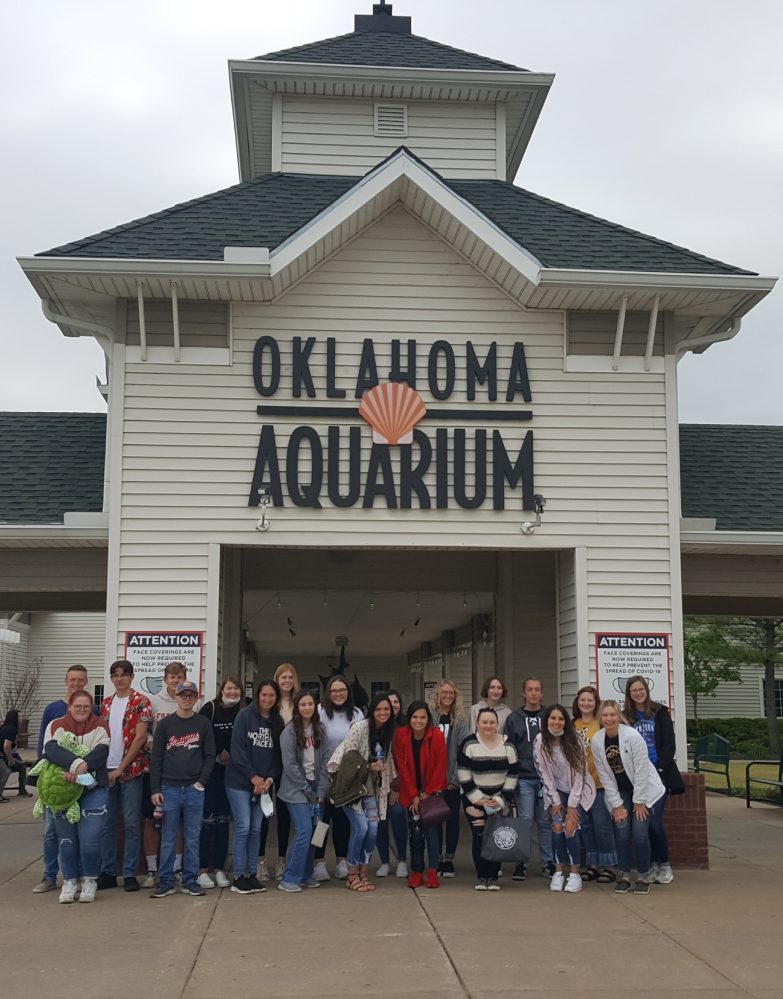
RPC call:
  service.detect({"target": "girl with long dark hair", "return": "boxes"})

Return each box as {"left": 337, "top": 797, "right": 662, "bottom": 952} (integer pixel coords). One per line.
{"left": 225, "top": 679, "right": 283, "bottom": 895}
{"left": 278, "top": 690, "right": 330, "bottom": 892}
{"left": 327, "top": 694, "right": 397, "bottom": 892}
{"left": 533, "top": 704, "right": 596, "bottom": 894}
{"left": 197, "top": 675, "right": 247, "bottom": 889}
{"left": 393, "top": 701, "right": 447, "bottom": 889}
{"left": 624, "top": 675, "right": 682, "bottom": 885}
{"left": 376, "top": 689, "right": 409, "bottom": 878}
{"left": 313, "top": 675, "right": 363, "bottom": 881}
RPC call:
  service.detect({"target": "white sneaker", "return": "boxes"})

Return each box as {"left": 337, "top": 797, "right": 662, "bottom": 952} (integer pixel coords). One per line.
{"left": 376, "top": 863, "right": 390, "bottom": 877}
{"left": 334, "top": 859, "right": 349, "bottom": 880}
{"left": 256, "top": 859, "right": 269, "bottom": 882}
{"left": 198, "top": 872, "right": 216, "bottom": 889}
{"left": 141, "top": 871, "right": 157, "bottom": 889}
{"left": 59, "top": 879, "right": 79, "bottom": 904}
{"left": 275, "top": 858, "right": 285, "bottom": 880}
{"left": 215, "top": 870, "right": 230, "bottom": 888}
{"left": 648, "top": 863, "right": 659, "bottom": 881}
{"left": 174, "top": 871, "right": 183, "bottom": 892}
{"left": 79, "top": 877, "right": 97, "bottom": 903}
{"left": 313, "top": 861, "right": 330, "bottom": 882}
{"left": 564, "top": 873, "right": 583, "bottom": 893}
{"left": 655, "top": 864, "right": 674, "bottom": 884}
{"left": 496, "top": 868, "right": 504, "bottom": 878}
{"left": 549, "top": 872, "right": 565, "bottom": 892}
{"left": 395, "top": 861, "right": 408, "bottom": 878}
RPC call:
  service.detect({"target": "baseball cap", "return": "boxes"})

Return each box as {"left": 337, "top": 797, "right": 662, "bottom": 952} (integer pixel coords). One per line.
{"left": 175, "top": 680, "right": 199, "bottom": 696}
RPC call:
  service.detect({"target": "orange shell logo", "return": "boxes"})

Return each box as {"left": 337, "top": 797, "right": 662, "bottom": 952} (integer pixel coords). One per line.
{"left": 358, "top": 382, "right": 427, "bottom": 445}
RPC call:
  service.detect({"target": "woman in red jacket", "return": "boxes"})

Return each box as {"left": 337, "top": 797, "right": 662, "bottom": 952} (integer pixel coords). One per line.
{"left": 393, "top": 701, "right": 448, "bottom": 890}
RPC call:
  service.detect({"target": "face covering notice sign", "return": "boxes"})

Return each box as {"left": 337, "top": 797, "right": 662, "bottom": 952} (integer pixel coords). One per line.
{"left": 595, "top": 633, "right": 670, "bottom": 706}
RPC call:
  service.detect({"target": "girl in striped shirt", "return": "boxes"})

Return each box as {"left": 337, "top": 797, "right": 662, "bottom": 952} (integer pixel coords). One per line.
{"left": 457, "top": 708, "right": 519, "bottom": 890}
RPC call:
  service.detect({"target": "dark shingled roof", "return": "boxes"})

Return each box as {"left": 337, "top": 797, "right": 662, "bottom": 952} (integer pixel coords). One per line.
{"left": 255, "top": 29, "right": 525, "bottom": 72}
{"left": 0, "top": 413, "right": 106, "bottom": 525}
{"left": 680, "top": 425, "right": 783, "bottom": 532}
{"left": 37, "top": 168, "right": 755, "bottom": 276}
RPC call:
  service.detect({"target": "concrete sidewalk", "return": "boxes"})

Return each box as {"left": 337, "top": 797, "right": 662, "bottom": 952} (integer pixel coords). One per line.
{"left": 2, "top": 793, "right": 782, "bottom": 998}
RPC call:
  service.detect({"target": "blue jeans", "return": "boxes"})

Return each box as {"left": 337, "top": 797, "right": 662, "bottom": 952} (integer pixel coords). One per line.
{"left": 282, "top": 800, "right": 317, "bottom": 885}
{"left": 53, "top": 786, "right": 108, "bottom": 881}
{"left": 613, "top": 789, "right": 664, "bottom": 878}
{"left": 377, "top": 801, "right": 408, "bottom": 865}
{"left": 101, "top": 774, "right": 143, "bottom": 878}
{"left": 548, "top": 790, "right": 586, "bottom": 867}
{"left": 199, "top": 768, "right": 231, "bottom": 871}
{"left": 649, "top": 790, "right": 669, "bottom": 864}
{"left": 343, "top": 796, "right": 379, "bottom": 867}
{"left": 43, "top": 807, "right": 60, "bottom": 881}
{"left": 583, "top": 789, "right": 618, "bottom": 868}
{"left": 159, "top": 784, "right": 204, "bottom": 889}
{"left": 226, "top": 786, "right": 264, "bottom": 877}
{"left": 516, "top": 778, "right": 553, "bottom": 867}
{"left": 408, "top": 811, "right": 440, "bottom": 872}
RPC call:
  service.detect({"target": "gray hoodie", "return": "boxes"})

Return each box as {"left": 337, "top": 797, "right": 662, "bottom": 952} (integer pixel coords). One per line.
{"left": 278, "top": 722, "right": 330, "bottom": 804}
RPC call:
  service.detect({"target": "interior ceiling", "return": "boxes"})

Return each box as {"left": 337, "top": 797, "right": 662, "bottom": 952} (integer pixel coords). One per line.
{"left": 243, "top": 589, "right": 494, "bottom": 659}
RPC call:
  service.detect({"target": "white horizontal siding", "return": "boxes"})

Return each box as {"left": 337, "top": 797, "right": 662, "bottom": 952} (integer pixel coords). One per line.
{"left": 280, "top": 97, "right": 498, "bottom": 178}
{"left": 0, "top": 549, "right": 108, "bottom": 592}
{"left": 27, "top": 612, "right": 106, "bottom": 745}
{"left": 113, "top": 207, "right": 676, "bottom": 688}
{"left": 568, "top": 310, "right": 664, "bottom": 358}
{"left": 684, "top": 663, "right": 783, "bottom": 721}
{"left": 0, "top": 622, "right": 31, "bottom": 741}
{"left": 682, "top": 554, "right": 783, "bottom": 599}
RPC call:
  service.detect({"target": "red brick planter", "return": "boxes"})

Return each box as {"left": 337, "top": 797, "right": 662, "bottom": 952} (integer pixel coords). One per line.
{"left": 663, "top": 771, "right": 709, "bottom": 869}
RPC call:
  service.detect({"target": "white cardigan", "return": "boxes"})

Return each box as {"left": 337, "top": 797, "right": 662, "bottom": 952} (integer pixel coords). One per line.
{"left": 591, "top": 726, "right": 665, "bottom": 811}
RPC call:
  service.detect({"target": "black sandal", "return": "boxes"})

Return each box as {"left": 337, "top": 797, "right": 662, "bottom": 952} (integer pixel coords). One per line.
{"left": 613, "top": 878, "right": 632, "bottom": 894}
{"left": 580, "top": 866, "right": 600, "bottom": 882}
{"left": 596, "top": 868, "right": 616, "bottom": 883}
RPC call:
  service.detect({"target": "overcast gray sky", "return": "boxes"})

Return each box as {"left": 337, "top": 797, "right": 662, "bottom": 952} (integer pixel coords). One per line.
{"left": 1, "top": 0, "right": 781, "bottom": 422}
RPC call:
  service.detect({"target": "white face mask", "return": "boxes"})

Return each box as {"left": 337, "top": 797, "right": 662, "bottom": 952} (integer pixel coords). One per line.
{"left": 222, "top": 696, "right": 241, "bottom": 707}
{"left": 547, "top": 725, "right": 563, "bottom": 737}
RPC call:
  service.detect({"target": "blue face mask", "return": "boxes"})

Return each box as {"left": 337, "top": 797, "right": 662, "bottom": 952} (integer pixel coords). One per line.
{"left": 76, "top": 773, "right": 96, "bottom": 787}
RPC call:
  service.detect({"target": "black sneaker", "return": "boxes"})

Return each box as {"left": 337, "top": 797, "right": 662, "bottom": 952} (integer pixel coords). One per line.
{"left": 440, "top": 860, "right": 455, "bottom": 878}
{"left": 96, "top": 874, "right": 118, "bottom": 890}
{"left": 542, "top": 863, "right": 556, "bottom": 878}
{"left": 634, "top": 880, "right": 651, "bottom": 894}
{"left": 512, "top": 863, "right": 527, "bottom": 882}
{"left": 124, "top": 876, "right": 140, "bottom": 892}
{"left": 181, "top": 883, "right": 206, "bottom": 896}
{"left": 487, "top": 878, "right": 501, "bottom": 891}
{"left": 230, "top": 876, "right": 255, "bottom": 895}
{"left": 150, "top": 884, "right": 175, "bottom": 899}
{"left": 246, "top": 875, "right": 267, "bottom": 893}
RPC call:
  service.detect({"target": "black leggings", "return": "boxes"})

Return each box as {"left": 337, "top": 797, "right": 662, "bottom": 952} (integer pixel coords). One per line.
{"left": 314, "top": 798, "right": 351, "bottom": 861}
{"left": 464, "top": 801, "right": 500, "bottom": 880}
{"left": 258, "top": 778, "right": 291, "bottom": 858}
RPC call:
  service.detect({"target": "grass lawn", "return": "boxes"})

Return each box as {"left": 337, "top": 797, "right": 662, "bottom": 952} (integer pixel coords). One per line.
{"left": 695, "top": 760, "right": 782, "bottom": 800}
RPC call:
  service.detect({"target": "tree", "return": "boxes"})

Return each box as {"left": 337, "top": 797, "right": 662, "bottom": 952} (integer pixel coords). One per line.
{"left": 684, "top": 616, "right": 783, "bottom": 756}
{"left": 683, "top": 620, "right": 742, "bottom": 733}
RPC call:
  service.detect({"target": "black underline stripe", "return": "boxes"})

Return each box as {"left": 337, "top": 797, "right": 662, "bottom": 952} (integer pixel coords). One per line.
{"left": 256, "top": 405, "right": 532, "bottom": 421}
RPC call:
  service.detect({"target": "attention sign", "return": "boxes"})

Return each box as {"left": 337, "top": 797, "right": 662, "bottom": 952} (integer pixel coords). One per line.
{"left": 124, "top": 631, "right": 204, "bottom": 697}
{"left": 595, "top": 632, "right": 671, "bottom": 706}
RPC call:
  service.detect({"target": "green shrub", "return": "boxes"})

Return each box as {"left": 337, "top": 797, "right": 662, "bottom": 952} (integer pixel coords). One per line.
{"left": 687, "top": 718, "right": 783, "bottom": 758}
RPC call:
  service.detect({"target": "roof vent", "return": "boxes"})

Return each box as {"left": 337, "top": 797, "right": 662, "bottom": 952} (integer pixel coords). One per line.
{"left": 355, "top": 2, "right": 412, "bottom": 34}
{"left": 374, "top": 103, "right": 408, "bottom": 137}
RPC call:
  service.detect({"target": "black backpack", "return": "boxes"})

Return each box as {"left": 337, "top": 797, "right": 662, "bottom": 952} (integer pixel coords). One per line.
{"left": 329, "top": 749, "right": 370, "bottom": 806}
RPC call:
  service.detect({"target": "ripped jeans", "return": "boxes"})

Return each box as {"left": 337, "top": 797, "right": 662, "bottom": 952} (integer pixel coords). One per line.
{"left": 52, "top": 785, "right": 109, "bottom": 881}
{"left": 343, "top": 796, "right": 379, "bottom": 867}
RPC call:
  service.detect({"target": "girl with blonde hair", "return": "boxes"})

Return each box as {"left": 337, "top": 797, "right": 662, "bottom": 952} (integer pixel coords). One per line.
{"left": 429, "top": 679, "right": 469, "bottom": 877}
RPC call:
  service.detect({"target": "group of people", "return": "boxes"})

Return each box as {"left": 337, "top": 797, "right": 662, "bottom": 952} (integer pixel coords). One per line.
{"left": 27, "top": 659, "right": 681, "bottom": 903}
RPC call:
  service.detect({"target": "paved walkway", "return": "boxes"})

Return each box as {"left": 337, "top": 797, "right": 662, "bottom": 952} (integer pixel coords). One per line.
{"left": 2, "top": 792, "right": 782, "bottom": 998}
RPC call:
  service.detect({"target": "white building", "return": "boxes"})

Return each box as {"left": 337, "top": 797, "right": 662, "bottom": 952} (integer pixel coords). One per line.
{"left": 2, "top": 4, "right": 780, "bottom": 752}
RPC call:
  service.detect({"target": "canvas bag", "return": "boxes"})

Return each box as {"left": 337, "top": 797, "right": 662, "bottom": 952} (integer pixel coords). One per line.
{"left": 480, "top": 812, "right": 532, "bottom": 864}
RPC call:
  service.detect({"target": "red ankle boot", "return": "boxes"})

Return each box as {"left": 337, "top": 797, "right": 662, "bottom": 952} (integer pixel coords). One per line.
{"left": 426, "top": 868, "right": 440, "bottom": 889}
{"left": 408, "top": 871, "right": 424, "bottom": 889}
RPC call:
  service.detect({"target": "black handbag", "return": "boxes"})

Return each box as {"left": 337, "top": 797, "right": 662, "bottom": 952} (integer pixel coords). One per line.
{"left": 418, "top": 793, "right": 451, "bottom": 828}
{"left": 480, "top": 811, "right": 532, "bottom": 864}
